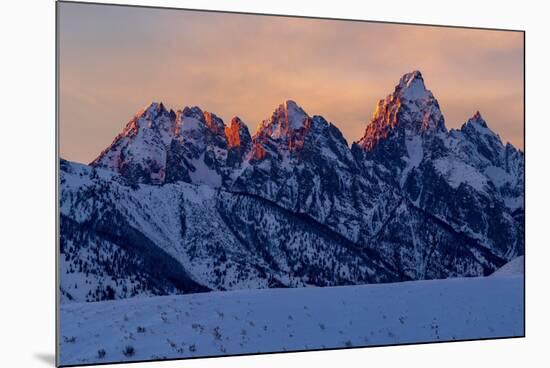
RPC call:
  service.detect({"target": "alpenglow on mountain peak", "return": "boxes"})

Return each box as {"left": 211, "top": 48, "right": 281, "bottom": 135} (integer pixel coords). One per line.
{"left": 356, "top": 70, "right": 446, "bottom": 151}
{"left": 89, "top": 69, "right": 520, "bottom": 197}
{"left": 466, "top": 110, "right": 489, "bottom": 128}
{"left": 255, "top": 99, "right": 310, "bottom": 139}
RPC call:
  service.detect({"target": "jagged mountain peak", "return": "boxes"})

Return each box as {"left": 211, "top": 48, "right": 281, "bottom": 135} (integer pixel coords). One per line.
{"left": 228, "top": 116, "right": 250, "bottom": 135}
{"left": 225, "top": 116, "right": 251, "bottom": 149}
{"left": 256, "top": 100, "right": 310, "bottom": 139}
{"left": 140, "top": 101, "right": 168, "bottom": 116}
{"left": 181, "top": 105, "right": 204, "bottom": 119}
{"left": 118, "top": 101, "right": 173, "bottom": 136}
{"left": 225, "top": 116, "right": 252, "bottom": 167}
{"left": 505, "top": 141, "right": 523, "bottom": 155}
{"left": 122, "top": 103, "right": 228, "bottom": 137}
{"left": 395, "top": 70, "right": 430, "bottom": 101}
{"left": 465, "top": 110, "right": 488, "bottom": 128}
{"left": 203, "top": 110, "right": 226, "bottom": 134}
{"left": 356, "top": 70, "right": 445, "bottom": 151}
{"left": 454, "top": 111, "right": 513, "bottom": 171}
{"left": 281, "top": 99, "right": 307, "bottom": 119}
{"left": 230, "top": 115, "right": 246, "bottom": 126}
{"left": 278, "top": 99, "right": 307, "bottom": 121}
{"left": 459, "top": 110, "right": 502, "bottom": 144}
{"left": 173, "top": 106, "right": 226, "bottom": 137}
{"left": 472, "top": 110, "right": 483, "bottom": 120}
{"left": 401, "top": 70, "right": 423, "bottom": 83}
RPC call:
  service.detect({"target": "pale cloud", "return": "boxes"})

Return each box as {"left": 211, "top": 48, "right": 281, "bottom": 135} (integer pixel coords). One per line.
{"left": 59, "top": 3, "right": 523, "bottom": 164}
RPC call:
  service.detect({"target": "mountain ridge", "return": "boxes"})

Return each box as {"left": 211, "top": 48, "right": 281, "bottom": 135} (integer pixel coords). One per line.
{"left": 61, "top": 70, "right": 524, "bottom": 303}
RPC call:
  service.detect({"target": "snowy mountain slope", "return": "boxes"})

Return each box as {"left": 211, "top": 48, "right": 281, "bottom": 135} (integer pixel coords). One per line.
{"left": 60, "top": 159, "right": 400, "bottom": 303}
{"left": 368, "top": 199, "right": 507, "bottom": 280}
{"left": 491, "top": 256, "right": 524, "bottom": 277}
{"left": 91, "top": 102, "right": 176, "bottom": 185}
{"left": 59, "top": 274, "right": 524, "bottom": 366}
{"left": 448, "top": 112, "right": 524, "bottom": 214}
{"left": 232, "top": 100, "right": 402, "bottom": 243}
{"left": 59, "top": 214, "right": 209, "bottom": 303}
{"left": 216, "top": 191, "right": 398, "bottom": 286}
{"left": 59, "top": 160, "right": 210, "bottom": 302}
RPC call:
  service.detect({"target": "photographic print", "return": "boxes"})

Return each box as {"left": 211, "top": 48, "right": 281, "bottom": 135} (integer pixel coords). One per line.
{"left": 57, "top": 1, "right": 525, "bottom": 366}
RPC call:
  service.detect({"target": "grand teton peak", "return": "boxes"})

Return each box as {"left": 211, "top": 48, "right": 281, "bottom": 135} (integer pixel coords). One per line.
{"left": 356, "top": 71, "right": 446, "bottom": 151}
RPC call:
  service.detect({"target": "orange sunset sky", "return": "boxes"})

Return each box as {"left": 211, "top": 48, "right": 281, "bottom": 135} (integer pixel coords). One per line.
{"left": 58, "top": 2, "right": 524, "bottom": 164}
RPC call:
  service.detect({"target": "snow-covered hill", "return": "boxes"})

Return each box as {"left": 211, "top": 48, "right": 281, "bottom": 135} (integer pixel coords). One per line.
{"left": 59, "top": 274, "right": 524, "bottom": 366}
{"left": 491, "top": 256, "right": 524, "bottom": 276}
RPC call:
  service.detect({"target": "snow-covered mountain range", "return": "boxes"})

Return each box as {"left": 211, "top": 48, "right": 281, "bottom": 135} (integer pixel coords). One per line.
{"left": 60, "top": 71, "right": 524, "bottom": 303}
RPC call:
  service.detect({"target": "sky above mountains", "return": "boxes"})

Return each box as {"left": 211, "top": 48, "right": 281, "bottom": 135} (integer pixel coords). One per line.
{"left": 58, "top": 2, "right": 524, "bottom": 164}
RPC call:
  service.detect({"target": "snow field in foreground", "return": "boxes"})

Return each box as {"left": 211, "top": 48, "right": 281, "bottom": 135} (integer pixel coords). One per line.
{"left": 59, "top": 275, "right": 524, "bottom": 366}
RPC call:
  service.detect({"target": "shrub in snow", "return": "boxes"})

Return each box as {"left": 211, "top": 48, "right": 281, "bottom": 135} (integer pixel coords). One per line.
{"left": 122, "top": 345, "right": 135, "bottom": 357}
